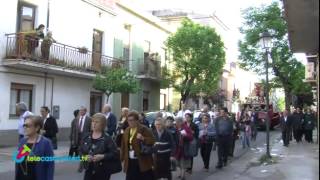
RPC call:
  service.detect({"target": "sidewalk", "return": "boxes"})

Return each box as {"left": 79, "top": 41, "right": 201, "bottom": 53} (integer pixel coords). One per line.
{"left": 205, "top": 131, "right": 319, "bottom": 180}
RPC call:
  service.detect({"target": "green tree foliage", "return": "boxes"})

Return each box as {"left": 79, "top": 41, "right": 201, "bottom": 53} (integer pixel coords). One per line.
{"left": 166, "top": 19, "right": 226, "bottom": 108}
{"left": 93, "top": 67, "right": 139, "bottom": 103}
{"left": 238, "top": 2, "right": 312, "bottom": 109}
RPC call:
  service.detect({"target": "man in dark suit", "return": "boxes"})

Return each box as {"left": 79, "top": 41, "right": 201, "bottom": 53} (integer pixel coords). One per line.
{"left": 78, "top": 106, "right": 92, "bottom": 137}
{"left": 77, "top": 106, "right": 91, "bottom": 172}
{"left": 102, "top": 104, "right": 117, "bottom": 136}
{"left": 292, "top": 107, "right": 304, "bottom": 143}
{"left": 280, "top": 109, "right": 292, "bottom": 147}
{"left": 40, "top": 106, "right": 59, "bottom": 149}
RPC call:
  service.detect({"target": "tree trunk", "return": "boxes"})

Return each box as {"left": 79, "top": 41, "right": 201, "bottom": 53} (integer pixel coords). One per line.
{"left": 284, "top": 87, "right": 291, "bottom": 110}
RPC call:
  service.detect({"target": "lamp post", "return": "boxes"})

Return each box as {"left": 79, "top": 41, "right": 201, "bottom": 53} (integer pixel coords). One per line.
{"left": 259, "top": 31, "right": 272, "bottom": 158}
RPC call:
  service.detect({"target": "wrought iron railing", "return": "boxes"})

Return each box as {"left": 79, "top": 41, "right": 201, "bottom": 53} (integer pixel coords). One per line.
{"left": 138, "top": 58, "right": 161, "bottom": 79}
{"left": 4, "top": 33, "right": 128, "bottom": 72}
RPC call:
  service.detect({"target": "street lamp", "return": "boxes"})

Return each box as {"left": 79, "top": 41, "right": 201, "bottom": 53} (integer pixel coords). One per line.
{"left": 259, "top": 31, "right": 272, "bottom": 158}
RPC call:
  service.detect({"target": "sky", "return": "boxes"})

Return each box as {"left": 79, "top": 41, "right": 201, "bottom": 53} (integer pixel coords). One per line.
{"left": 131, "top": 0, "right": 307, "bottom": 65}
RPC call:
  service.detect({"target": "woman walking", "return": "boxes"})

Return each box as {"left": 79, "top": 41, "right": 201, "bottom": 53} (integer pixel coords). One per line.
{"left": 121, "top": 111, "right": 155, "bottom": 180}
{"left": 184, "top": 113, "right": 199, "bottom": 174}
{"left": 241, "top": 114, "right": 251, "bottom": 149}
{"left": 153, "top": 118, "right": 175, "bottom": 180}
{"left": 174, "top": 117, "right": 193, "bottom": 180}
{"left": 80, "top": 113, "right": 120, "bottom": 180}
{"left": 15, "top": 115, "right": 54, "bottom": 180}
{"left": 198, "top": 113, "right": 216, "bottom": 171}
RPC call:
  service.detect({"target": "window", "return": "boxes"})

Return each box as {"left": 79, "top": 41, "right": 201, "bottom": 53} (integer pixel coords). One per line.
{"left": 143, "top": 91, "right": 149, "bottom": 111}
{"left": 17, "top": 2, "right": 36, "bottom": 32}
{"left": 90, "top": 92, "right": 102, "bottom": 116}
{"left": 10, "top": 83, "right": 33, "bottom": 117}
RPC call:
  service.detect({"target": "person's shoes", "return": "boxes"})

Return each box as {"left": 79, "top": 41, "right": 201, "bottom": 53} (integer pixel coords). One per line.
{"left": 223, "top": 161, "right": 227, "bottom": 166}
{"left": 77, "top": 166, "right": 83, "bottom": 173}
{"left": 216, "top": 164, "right": 223, "bottom": 169}
{"left": 186, "top": 169, "right": 192, "bottom": 174}
{"left": 203, "top": 168, "right": 209, "bottom": 172}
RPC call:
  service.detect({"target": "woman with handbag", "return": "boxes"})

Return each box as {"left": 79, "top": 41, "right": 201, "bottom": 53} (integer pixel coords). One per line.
{"left": 80, "top": 113, "right": 121, "bottom": 180}
{"left": 184, "top": 113, "right": 199, "bottom": 174}
{"left": 174, "top": 117, "right": 193, "bottom": 180}
{"left": 115, "top": 107, "right": 129, "bottom": 147}
{"left": 120, "top": 111, "right": 155, "bottom": 180}
{"left": 198, "top": 113, "right": 216, "bottom": 171}
{"left": 153, "top": 118, "right": 175, "bottom": 180}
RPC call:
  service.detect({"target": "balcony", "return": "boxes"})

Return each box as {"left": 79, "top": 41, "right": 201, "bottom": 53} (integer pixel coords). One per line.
{"left": 3, "top": 33, "right": 128, "bottom": 78}
{"left": 137, "top": 53, "right": 161, "bottom": 81}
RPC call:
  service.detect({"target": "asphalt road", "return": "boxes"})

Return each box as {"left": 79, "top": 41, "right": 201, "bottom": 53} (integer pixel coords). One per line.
{"left": 0, "top": 130, "right": 279, "bottom": 180}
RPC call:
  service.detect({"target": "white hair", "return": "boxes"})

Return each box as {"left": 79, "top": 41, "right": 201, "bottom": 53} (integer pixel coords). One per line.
{"left": 16, "top": 102, "right": 28, "bottom": 112}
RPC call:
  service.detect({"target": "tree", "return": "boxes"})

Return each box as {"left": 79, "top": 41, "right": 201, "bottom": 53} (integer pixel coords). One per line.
{"left": 238, "top": 2, "right": 312, "bottom": 110}
{"left": 93, "top": 67, "right": 139, "bottom": 103}
{"left": 166, "top": 19, "right": 226, "bottom": 109}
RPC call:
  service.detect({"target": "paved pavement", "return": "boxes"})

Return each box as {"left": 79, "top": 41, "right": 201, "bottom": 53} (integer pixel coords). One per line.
{"left": 0, "top": 130, "right": 281, "bottom": 180}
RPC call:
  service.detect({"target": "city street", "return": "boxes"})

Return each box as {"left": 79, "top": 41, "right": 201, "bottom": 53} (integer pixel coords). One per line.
{"left": 0, "top": 130, "right": 280, "bottom": 180}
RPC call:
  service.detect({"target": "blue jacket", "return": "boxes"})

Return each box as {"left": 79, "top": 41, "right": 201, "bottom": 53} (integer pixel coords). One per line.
{"left": 15, "top": 135, "right": 54, "bottom": 180}
{"left": 106, "top": 113, "right": 117, "bottom": 136}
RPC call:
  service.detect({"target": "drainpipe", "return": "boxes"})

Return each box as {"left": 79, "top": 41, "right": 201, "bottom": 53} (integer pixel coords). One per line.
{"left": 47, "top": 0, "right": 50, "bottom": 29}
{"left": 43, "top": 72, "right": 47, "bottom": 106}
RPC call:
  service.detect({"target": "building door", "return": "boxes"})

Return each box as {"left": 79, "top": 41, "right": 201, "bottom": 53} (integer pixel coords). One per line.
{"left": 92, "top": 29, "right": 103, "bottom": 71}
{"left": 17, "top": 2, "right": 36, "bottom": 32}
{"left": 143, "top": 91, "right": 149, "bottom": 111}
{"left": 121, "top": 93, "right": 129, "bottom": 108}
{"left": 90, "top": 92, "right": 102, "bottom": 116}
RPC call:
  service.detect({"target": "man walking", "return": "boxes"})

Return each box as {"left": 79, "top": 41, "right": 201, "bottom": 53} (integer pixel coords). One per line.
{"left": 292, "top": 107, "right": 304, "bottom": 143}
{"left": 280, "top": 110, "right": 292, "bottom": 147}
{"left": 215, "top": 107, "right": 233, "bottom": 169}
{"left": 16, "top": 102, "right": 33, "bottom": 140}
{"left": 102, "top": 104, "right": 117, "bottom": 137}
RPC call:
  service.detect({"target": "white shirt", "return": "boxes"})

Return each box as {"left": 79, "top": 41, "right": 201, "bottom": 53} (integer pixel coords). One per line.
{"left": 284, "top": 116, "right": 287, "bottom": 122}
{"left": 43, "top": 113, "right": 50, "bottom": 126}
{"left": 79, "top": 115, "right": 86, "bottom": 132}
{"left": 177, "top": 109, "right": 192, "bottom": 118}
{"left": 18, "top": 111, "right": 33, "bottom": 135}
{"left": 105, "top": 112, "right": 110, "bottom": 119}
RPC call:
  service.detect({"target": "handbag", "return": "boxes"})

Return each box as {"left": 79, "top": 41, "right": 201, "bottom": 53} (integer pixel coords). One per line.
{"left": 184, "top": 138, "right": 198, "bottom": 157}
{"left": 140, "top": 142, "right": 154, "bottom": 156}
{"left": 105, "top": 149, "right": 122, "bottom": 174}
{"left": 170, "top": 158, "right": 177, "bottom": 171}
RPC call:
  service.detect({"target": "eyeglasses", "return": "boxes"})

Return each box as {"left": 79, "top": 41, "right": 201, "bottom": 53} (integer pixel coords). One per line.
{"left": 23, "top": 124, "right": 33, "bottom": 128}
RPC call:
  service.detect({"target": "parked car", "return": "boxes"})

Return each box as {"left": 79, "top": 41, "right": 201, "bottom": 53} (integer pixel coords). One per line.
{"left": 257, "top": 111, "right": 280, "bottom": 130}
{"left": 145, "top": 111, "right": 174, "bottom": 128}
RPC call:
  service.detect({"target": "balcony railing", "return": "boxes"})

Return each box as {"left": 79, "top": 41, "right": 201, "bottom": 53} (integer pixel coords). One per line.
{"left": 138, "top": 58, "right": 161, "bottom": 79}
{"left": 4, "top": 33, "right": 128, "bottom": 73}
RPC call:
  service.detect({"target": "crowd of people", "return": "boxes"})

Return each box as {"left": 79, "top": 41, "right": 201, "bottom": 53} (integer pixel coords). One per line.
{"left": 15, "top": 102, "right": 240, "bottom": 180}
{"left": 279, "top": 107, "right": 316, "bottom": 147}
{"left": 14, "top": 101, "right": 317, "bottom": 180}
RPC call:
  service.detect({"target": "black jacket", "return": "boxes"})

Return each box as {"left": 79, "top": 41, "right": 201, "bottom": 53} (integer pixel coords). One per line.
{"left": 153, "top": 129, "right": 175, "bottom": 156}
{"left": 43, "top": 115, "right": 58, "bottom": 138}
{"left": 80, "top": 133, "right": 119, "bottom": 174}
{"left": 292, "top": 112, "right": 304, "bottom": 130}
{"left": 215, "top": 116, "right": 233, "bottom": 136}
{"left": 106, "top": 113, "right": 117, "bottom": 136}
{"left": 280, "top": 115, "right": 292, "bottom": 132}
{"left": 303, "top": 113, "right": 316, "bottom": 130}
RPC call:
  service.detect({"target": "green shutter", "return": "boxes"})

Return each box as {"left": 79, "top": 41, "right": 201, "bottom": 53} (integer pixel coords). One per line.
{"left": 131, "top": 43, "right": 144, "bottom": 74}
{"left": 113, "top": 38, "right": 123, "bottom": 59}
